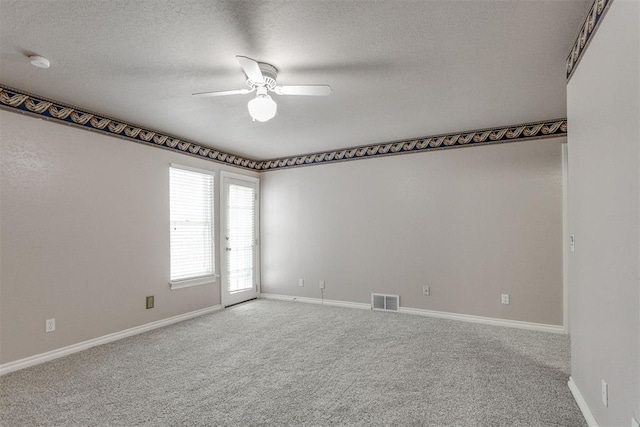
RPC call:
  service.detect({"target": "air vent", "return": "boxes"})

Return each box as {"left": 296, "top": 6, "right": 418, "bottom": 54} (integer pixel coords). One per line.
{"left": 371, "top": 293, "right": 399, "bottom": 312}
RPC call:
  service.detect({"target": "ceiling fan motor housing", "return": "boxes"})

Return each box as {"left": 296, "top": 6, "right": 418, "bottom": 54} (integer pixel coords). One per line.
{"left": 247, "top": 62, "right": 278, "bottom": 90}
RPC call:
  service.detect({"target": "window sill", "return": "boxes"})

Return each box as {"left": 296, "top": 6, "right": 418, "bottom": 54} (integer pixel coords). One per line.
{"left": 169, "top": 275, "right": 218, "bottom": 290}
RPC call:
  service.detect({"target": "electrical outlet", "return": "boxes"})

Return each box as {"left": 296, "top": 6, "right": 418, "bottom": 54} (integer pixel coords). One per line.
{"left": 501, "top": 294, "right": 510, "bottom": 304}
{"left": 298, "top": 278, "right": 304, "bottom": 287}
{"left": 601, "top": 379, "right": 608, "bottom": 407}
{"left": 319, "top": 280, "right": 325, "bottom": 289}
{"left": 146, "top": 296, "right": 154, "bottom": 309}
{"left": 570, "top": 235, "right": 575, "bottom": 252}
{"left": 423, "top": 285, "right": 430, "bottom": 296}
{"left": 45, "top": 318, "right": 56, "bottom": 333}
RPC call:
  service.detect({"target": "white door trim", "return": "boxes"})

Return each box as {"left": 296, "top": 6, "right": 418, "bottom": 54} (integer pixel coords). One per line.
{"left": 220, "top": 171, "right": 260, "bottom": 307}
{"left": 562, "top": 142, "right": 569, "bottom": 333}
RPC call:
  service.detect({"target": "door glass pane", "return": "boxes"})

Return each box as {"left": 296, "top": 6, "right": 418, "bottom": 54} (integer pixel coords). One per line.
{"left": 227, "top": 184, "right": 255, "bottom": 293}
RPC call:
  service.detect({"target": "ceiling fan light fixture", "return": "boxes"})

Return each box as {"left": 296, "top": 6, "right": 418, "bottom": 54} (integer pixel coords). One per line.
{"left": 248, "top": 94, "right": 277, "bottom": 122}
{"left": 194, "top": 56, "right": 330, "bottom": 122}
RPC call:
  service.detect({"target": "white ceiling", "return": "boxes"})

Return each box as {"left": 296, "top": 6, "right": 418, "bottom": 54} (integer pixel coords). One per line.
{"left": 0, "top": 0, "right": 590, "bottom": 160}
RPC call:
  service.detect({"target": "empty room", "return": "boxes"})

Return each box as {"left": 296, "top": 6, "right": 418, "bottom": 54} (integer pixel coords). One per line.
{"left": 0, "top": 0, "right": 638, "bottom": 426}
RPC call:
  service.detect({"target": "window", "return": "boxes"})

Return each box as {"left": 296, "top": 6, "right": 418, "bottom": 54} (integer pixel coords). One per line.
{"left": 226, "top": 182, "right": 256, "bottom": 294}
{"left": 169, "top": 166, "right": 215, "bottom": 289}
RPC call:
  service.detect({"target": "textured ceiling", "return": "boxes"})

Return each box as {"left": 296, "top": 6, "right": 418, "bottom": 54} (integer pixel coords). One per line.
{"left": 0, "top": 0, "right": 591, "bottom": 160}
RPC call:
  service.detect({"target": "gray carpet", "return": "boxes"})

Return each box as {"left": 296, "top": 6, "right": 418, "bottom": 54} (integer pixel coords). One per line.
{"left": 1, "top": 299, "right": 586, "bottom": 426}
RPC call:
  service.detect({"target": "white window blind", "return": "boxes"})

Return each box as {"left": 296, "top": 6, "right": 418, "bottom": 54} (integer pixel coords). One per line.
{"left": 227, "top": 184, "right": 255, "bottom": 293}
{"left": 170, "top": 167, "right": 214, "bottom": 282}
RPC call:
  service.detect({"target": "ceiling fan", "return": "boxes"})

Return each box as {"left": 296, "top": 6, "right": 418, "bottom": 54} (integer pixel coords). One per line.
{"left": 193, "top": 55, "right": 331, "bottom": 122}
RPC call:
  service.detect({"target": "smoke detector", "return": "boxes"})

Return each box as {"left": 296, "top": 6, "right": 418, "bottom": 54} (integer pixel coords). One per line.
{"left": 29, "top": 55, "right": 50, "bottom": 69}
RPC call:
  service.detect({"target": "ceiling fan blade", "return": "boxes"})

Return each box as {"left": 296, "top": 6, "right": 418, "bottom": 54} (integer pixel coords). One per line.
{"left": 236, "top": 55, "right": 264, "bottom": 84}
{"left": 192, "top": 88, "right": 251, "bottom": 97}
{"left": 275, "top": 85, "right": 332, "bottom": 96}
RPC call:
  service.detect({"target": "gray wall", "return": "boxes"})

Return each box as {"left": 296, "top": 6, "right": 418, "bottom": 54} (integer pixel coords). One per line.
{"left": 261, "top": 138, "right": 565, "bottom": 326}
{"left": 0, "top": 111, "right": 257, "bottom": 364}
{"left": 567, "top": 0, "right": 640, "bottom": 425}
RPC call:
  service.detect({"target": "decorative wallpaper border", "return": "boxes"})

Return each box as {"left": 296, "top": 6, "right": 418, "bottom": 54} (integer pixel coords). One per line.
{"left": 0, "top": 85, "right": 567, "bottom": 172}
{"left": 0, "top": 85, "right": 262, "bottom": 171}
{"left": 256, "top": 119, "right": 567, "bottom": 171}
{"left": 566, "top": 0, "right": 613, "bottom": 81}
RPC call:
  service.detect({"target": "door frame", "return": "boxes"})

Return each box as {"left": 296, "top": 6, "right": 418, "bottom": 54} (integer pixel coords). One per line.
{"left": 219, "top": 171, "right": 260, "bottom": 307}
{"left": 562, "top": 142, "right": 569, "bottom": 333}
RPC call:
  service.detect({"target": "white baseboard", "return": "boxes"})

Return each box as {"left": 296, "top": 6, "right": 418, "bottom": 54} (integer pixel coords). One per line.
{"left": 260, "top": 293, "right": 564, "bottom": 334}
{"left": 259, "top": 293, "right": 371, "bottom": 310}
{"left": 0, "top": 305, "right": 222, "bottom": 376}
{"left": 399, "top": 306, "right": 565, "bottom": 334}
{"left": 568, "top": 376, "right": 599, "bottom": 427}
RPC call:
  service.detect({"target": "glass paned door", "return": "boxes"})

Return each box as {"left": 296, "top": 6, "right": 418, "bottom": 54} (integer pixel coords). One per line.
{"left": 221, "top": 173, "right": 259, "bottom": 306}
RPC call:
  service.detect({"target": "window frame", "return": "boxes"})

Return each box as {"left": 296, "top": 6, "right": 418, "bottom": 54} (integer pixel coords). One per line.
{"left": 168, "top": 164, "right": 217, "bottom": 290}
